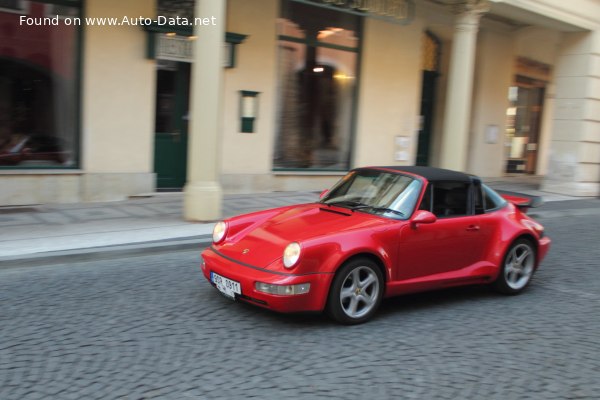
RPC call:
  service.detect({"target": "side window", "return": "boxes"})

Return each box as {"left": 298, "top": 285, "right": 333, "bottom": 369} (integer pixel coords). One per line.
{"left": 474, "top": 184, "right": 485, "bottom": 215}
{"left": 417, "top": 183, "right": 432, "bottom": 212}
{"left": 431, "top": 181, "right": 470, "bottom": 218}
{"left": 483, "top": 184, "right": 507, "bottom": 212}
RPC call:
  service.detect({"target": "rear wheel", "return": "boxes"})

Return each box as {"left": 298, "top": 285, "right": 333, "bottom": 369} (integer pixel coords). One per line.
{"left": 326, "top": 258, "right": 384, "bottom": 324}
{"left": 493, "top": 239, "right": 536, "bottom": 294}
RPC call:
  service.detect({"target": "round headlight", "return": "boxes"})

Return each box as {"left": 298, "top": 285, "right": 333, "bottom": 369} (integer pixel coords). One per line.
{"left": 283, "top": 242, "right": 301, "bottom": 269}
{"left": 212, "top": 221, "right": 227, "bottom": 244}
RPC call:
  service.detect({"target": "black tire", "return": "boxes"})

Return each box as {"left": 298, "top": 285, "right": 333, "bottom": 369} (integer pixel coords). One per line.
{"left": 493, "top": 238, "right": 536, "bottom": 295}
{"left": 326, "top": 257, "right": 384, "bottom": 325}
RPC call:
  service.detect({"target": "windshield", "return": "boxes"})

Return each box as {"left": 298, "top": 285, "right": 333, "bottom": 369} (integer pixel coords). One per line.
{"left": 320, "top": 169, "right": 422, "bottom": 220}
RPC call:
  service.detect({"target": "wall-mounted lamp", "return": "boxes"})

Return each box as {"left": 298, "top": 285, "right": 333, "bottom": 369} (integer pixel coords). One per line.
{"left": 224, "top": 32, "right": 248, "bottom": 68}
{"left": 240, "top": 91, "right": 260, "bottom": 133}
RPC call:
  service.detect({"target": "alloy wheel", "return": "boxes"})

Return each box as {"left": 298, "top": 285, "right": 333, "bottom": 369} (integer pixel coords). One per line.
{"left": 504, "top": 243, "right": 535, "bottom": 290}
{"left": 339, "top": 266, "right": 380, "bottom": 319}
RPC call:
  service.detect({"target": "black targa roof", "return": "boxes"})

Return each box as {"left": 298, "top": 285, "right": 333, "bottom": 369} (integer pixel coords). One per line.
{"left": 374, "top": 166, "right": 475, "bottom": 183}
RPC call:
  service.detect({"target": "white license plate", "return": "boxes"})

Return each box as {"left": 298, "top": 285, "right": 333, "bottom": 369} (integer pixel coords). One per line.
{"left": 210, "top": 272, "right": 241, "bottom": 299}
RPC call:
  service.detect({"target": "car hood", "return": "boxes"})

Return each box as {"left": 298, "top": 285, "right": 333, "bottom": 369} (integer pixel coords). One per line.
{"left": 216, "top": 203, "right": 390, "bottom": 268}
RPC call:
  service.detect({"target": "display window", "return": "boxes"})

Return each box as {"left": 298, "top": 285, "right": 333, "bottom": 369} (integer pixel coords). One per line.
{"left": 273, "top": 0, "right": 361, "bottom": 170}
{"left": 0, "top": 0, "right": 81, "bottom": 168}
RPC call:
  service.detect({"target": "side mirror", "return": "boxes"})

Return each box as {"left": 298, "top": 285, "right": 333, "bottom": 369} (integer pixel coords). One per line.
{"left": 410, "top": 210, "right": 436, "bottom": 229}
{"left": 319, "top": 189, "right": 329, "bottom": 199}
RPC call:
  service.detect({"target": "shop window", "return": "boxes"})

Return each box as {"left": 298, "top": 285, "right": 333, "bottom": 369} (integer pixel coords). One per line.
{"left": 273, "top": 0, "right": 361, "bottom": 170}
{"left": 0, "top": 1, "right": 80, "bottom": 168}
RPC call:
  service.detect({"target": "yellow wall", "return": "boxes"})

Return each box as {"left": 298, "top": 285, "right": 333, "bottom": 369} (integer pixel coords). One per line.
{"left": 354, "top": 17, "right": 424, "bottom": 167}
{"left": 543, "top": 30, "right": 600, "bottom": 195}
{"left": 221, "top": 0, "right": 278, "bottom": 175}
{"left": 82, "top": 0, "right": 155, "bottom": 174}
{"left": 468, "top": 30, "right": 514, "bottom": 177}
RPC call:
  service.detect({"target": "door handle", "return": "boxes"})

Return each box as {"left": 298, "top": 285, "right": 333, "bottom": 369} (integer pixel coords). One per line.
{"left": 466, "top": 225, "right": 480, "bottom": 232}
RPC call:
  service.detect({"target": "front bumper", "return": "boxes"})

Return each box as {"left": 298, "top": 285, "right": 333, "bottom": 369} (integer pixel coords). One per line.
{"left": 201, "top": 247, "right": 333, "bottom": 313}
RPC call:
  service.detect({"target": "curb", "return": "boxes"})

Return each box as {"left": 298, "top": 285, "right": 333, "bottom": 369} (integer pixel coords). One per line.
{"left": 0, "top": 235, "right": 213, "bottom": 270}
{"left": 1, "top": 200, "right": 597, "bottom": 270}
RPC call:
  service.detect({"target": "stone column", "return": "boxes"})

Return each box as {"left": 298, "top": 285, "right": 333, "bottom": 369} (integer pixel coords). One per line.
{"left": 183, "top": 0, "right": 226, "bottom": 220}
{"left": 542, "top": 31, "right": 600, "bottom": 196}
{"left": 439, "top": 1, "right": 488, "bottom": 172}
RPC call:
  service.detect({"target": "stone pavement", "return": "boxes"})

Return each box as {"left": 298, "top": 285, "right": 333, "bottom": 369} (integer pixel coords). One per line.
{"left": 0, "top": 177, "right": 594, "bottom": 265}
{"left": 1, "top": 210, "right": 599, "bottom": 399}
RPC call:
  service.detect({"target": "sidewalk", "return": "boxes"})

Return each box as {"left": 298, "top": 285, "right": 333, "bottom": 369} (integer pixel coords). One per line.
{"left": 0, "top": 178, "right": 596, "bottom": 266}
{"left": 0, "top": 191, "right": 319, "bottom": 265}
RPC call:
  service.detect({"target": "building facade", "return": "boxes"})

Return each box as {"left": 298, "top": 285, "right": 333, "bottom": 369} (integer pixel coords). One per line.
{"left": 0, "top": 0, "right": 599, "bottom": 213}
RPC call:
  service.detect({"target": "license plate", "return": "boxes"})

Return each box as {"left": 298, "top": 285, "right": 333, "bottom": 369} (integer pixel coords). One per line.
{"left": 210, "top": 272, "right": 241, "bottom": 299}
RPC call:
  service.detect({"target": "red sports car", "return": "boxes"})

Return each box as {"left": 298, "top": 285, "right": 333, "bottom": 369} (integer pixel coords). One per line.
{"left": 201, "top": 166, "right": 550, "bottom": 324}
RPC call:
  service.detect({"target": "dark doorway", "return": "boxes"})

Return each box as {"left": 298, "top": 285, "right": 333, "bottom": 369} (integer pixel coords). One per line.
{"left": 153, "top": 61, "right": 190, "bottom": 190}
{"left": 416, "top": 32, "right": 440, "bottom": 167}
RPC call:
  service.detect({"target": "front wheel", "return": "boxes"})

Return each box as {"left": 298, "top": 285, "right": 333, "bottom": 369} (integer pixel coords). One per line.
{"left": 326, "top": 258, "right": 384, "bottom": 324}
{"left": 493, "top": 239, "right": 536, "bottom": 294}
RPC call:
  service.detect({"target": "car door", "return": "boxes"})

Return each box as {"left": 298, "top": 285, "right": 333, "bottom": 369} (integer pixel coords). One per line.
{"left": 395, "top": 181, "right": 486, "bottom": 281}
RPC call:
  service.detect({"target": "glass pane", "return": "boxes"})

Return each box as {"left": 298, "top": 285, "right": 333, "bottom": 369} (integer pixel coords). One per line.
{"left": 279, "top": 0, "right": 360, "bottom": 47}
{"left": 317, "top": 26, "right": 359, "bottom": 48}
{"left": 321, "top": 170, "right": 421, "bottom": 220}
{"left": 0, "top": 1, "right": 80, "bottom": 167}
{"left": 274, "top": 42, "right": 357, "bottom": 169}
{"left": 274, "top": 1, "right": 361, "bottom": 170}
{"left": 432, "top": 182, "right": 469, "bottom": 218}
{"left": 277, "top": 17, "right": 305, "bottom": 39}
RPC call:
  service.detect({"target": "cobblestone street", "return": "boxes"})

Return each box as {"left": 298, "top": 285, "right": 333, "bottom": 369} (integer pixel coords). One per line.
{"left": 1, "top": 206, "right": 599, "bottom": 399}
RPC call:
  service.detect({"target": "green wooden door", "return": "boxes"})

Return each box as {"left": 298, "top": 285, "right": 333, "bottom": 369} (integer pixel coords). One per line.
{"left": 154, "top": 62, "right": 190, "bottom": 190}
{"left": 416, "top": 70, "right": 438, "bottom": 167}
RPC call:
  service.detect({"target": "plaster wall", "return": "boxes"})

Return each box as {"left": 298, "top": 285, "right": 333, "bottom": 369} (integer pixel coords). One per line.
{"left": 353, "top": 17, "right": 424, "bottom": 167}
{"left": 543, "top": 30, "right": 600, "bottom": 196}
{"left": 468, "top": 30, "right": 513, "bottom": 178}
{"left": 82, "top": 0, "right": 156, "bottom": 175}
{"left": 221, "top": 0, "right": 278, "bottom": 176}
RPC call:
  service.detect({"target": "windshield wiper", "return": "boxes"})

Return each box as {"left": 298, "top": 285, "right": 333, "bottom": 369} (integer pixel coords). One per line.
{"left": 323, "top": 200, "right": 365, "bottom": 209}
{"left": 352, "top": 205, "right": 405, "bottom": 218}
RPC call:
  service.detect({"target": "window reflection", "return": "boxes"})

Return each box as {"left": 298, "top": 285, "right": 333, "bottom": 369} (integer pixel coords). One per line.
{"left": 274, "top": 0, "right": 361, "bottom": 170}
{"left": 0, "top": 1, "right": 80, "bottom": 167}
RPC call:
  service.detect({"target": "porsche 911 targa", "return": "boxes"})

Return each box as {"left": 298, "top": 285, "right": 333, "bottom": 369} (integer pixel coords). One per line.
{"left": 201, "top": 166, "right": 550, "bottom": 324}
